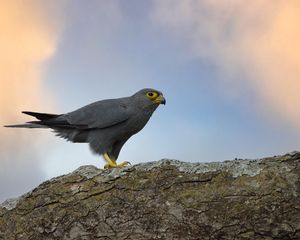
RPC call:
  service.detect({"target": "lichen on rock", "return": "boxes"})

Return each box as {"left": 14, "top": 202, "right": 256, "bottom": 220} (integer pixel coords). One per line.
{"left": 0, "top": 152, "right": 299, "bottom": 240}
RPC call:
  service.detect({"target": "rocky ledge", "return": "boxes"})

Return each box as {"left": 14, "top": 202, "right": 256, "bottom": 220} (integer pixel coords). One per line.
{"left": 0, "top": 153, "right": 299, "bottom": 240}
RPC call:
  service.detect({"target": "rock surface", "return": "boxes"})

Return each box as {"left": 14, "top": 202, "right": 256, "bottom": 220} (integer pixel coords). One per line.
{"left": 0, "top": 153, "right": 299, "bottom": 240}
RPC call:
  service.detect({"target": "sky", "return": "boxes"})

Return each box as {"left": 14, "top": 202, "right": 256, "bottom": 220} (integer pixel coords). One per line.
{"left": 1, "top": 0, "right": 300, "bottom": 202}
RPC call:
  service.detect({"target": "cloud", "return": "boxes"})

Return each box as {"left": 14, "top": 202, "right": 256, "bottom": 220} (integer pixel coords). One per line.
{"left": 152, "top": 0, "right": 300, "bottom": 129}
{"left": 0, "top": 1, "right": 59, "bottom": 202}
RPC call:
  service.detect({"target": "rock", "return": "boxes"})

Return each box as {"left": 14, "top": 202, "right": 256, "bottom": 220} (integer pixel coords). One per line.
{"left": 0, "top": 152, "right": 299, "bottom": 240}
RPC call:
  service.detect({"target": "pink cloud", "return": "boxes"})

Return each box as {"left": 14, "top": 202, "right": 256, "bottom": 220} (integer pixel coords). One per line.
{"left": 152, "top": 0, "right": 300, "bottom": 128}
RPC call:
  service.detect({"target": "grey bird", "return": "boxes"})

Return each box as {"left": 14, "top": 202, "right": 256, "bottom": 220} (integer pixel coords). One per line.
{"left": 5, "top": 88, "right": 166, "bottom": 168}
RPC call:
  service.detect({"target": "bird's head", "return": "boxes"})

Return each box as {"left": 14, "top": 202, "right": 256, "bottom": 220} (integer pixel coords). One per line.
{"left": 133, "top": 88, "right": 166, "bottom": 106}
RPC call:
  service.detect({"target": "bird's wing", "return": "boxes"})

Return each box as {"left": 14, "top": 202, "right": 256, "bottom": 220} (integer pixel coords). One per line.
{"left": 63, "top": 98, "right": 131, "bottom": 129}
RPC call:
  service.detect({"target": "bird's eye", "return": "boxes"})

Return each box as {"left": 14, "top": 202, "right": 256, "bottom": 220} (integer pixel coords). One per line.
{"left": 146, "top": 92, "right": 158, "bottom": 100}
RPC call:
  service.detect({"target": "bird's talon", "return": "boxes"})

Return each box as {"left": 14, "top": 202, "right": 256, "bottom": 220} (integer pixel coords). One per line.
{"left": 104, "top": 164, "right": 109, "bottom": 169}
{"left": 103, "top": 154, "right": 131, "bottom": 169}
{"left": 114, "top": 161, "right": 130, "bottom": 168}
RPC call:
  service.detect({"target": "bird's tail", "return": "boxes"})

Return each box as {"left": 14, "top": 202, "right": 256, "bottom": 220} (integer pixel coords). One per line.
{"left": 4, "top": 123, "right": 48, "bottom": 128}
{"left": 4, "top": 111, "right": 62, "bottom": 128}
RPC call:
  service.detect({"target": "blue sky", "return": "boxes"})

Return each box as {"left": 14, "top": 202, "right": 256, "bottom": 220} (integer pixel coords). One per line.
{"left": 1, "top": 0, "right": 300, "bottom": 202}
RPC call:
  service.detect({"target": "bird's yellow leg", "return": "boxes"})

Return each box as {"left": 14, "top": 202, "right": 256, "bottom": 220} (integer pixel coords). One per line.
{"left": 103, "top": 153, "right": 117, "bottom": 168}
{"left": 103, "top": 153, "right": 130, "bottom": 169}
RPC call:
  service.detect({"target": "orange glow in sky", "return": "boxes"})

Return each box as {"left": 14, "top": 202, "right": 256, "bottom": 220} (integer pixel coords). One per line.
{"left": 0, "top": 0, "right": 57, "bottom": 155}
{"left": 0, "top": 0, "right": 56, "bottom": 123}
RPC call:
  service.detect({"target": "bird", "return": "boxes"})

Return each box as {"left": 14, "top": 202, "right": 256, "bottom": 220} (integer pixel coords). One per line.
{"left": 5, "top": 88, "right": 166, "bottom": 168}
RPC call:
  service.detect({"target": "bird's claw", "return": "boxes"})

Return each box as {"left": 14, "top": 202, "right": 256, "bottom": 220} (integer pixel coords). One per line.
{"left": 104, "top": 161, "right": 131, "bottom": 169}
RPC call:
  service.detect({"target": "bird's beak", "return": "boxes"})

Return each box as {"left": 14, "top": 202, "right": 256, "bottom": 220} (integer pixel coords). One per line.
{"left": 155, "top": 95, "right": 166, "bottom": 105}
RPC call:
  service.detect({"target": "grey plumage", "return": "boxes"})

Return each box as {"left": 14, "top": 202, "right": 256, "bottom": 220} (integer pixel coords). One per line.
{"left": 5, "top": 88, "right": 166, "bottom": 162}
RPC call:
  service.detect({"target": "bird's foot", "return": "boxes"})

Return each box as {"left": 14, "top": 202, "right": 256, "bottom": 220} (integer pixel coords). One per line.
{"left": 103, "top": 153, "right": 131, "bottom": 169}
{"left": 104, "top": 161, "right": 131, "bottom": 169}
